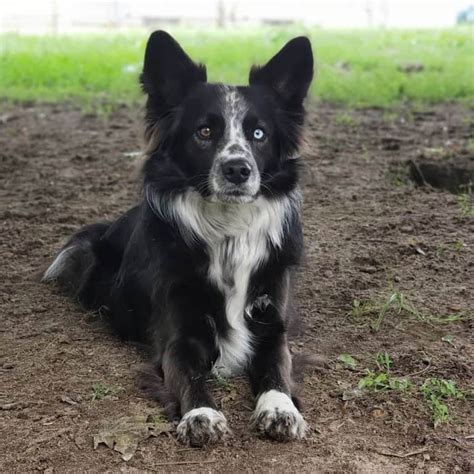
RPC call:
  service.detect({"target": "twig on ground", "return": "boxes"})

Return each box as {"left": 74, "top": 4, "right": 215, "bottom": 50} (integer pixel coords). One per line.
{"left": 374, "top": 447, "right": 429, "bottom": 459}
{"left": 405, "top": 359, "right": 432, "bottom": 377}
{"left": 134, "top": 459, "right": 217, "bottom": 470}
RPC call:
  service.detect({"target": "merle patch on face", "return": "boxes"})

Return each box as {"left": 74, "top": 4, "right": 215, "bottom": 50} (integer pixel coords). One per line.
{"left": 141, "top": 31, "right": 313, "bottom": 204}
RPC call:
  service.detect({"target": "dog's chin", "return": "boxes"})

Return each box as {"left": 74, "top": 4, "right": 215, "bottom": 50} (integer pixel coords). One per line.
{"left": 208, "top": 190, "right": 257, "bottom": 204}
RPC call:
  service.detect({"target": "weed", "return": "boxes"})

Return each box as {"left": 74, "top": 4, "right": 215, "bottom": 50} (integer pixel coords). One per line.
{"left": 147, "top": 413, "right": 167, "bottom": 423}
{"left": 458, "top": 192, "right": 474, "bottom": 217}
{"left": 387, "top": 162, "right": 411, "bottom": 187}
{"left": 421, "top": 378, "right": 465, "bottom": 427}
{"left": 357, "top": 356, "right": 469, "bottom": 426}
{"left": 212, "top": 373, "right": 234, "bottom": 391}
{"left": 334, "top": 112, "right": 356, "bottom": 127}
{"left": 358, "top": 353, "right": 411, "bottom": 392}
{"left": 351, "top": 290, "right": 470, "bottom": 331}
{"left": 358, "top": 370, "right": 411, "bottom": 392}
{"left": 352, "top": 291, "right": 413, "bottom": 331}
{"left": 436, "top": 241, "right": 465, "bottom": 257}
{"left": 375, "top": 352, "right": 393, "bottom": 372}
{"left": 91, "top": 382, "right": 118, "bottom": 401}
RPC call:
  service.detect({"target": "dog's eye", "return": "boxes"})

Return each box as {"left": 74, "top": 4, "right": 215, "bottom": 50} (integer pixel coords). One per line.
{"left": 197, "top": 126, "right": 212, "bottom": 140}
{"left": 253, "top": 128, "right": 265, "bottom": 141}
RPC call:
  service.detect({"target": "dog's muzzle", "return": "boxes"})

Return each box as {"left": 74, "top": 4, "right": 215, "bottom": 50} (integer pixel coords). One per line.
{"left": 209, "top": 154, "right": 261, "bottom": 203}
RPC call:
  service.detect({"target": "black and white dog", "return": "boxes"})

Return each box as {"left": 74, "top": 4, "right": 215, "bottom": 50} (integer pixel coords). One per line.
{"left": 43, "top": 31, "right": 313, "bottom": 446}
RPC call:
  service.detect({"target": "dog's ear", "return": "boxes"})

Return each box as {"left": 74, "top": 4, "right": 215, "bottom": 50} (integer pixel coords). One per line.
{"left": 249, "top": 36, "right": 313, "bottom": 105}
{"left": 140, "top": 31, "right": 207, "bottom": 106}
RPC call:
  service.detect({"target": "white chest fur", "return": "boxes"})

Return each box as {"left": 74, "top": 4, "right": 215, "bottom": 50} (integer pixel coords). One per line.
{"left": 150, "top": 190, "right": 295, "bottom": 376}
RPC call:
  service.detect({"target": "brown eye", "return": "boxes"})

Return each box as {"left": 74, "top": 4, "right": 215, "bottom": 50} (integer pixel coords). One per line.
{"left": 197, "top": 126, "right": 212, "bottom": 140}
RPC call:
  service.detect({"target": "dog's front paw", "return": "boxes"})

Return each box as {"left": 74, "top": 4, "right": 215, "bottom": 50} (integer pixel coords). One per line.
{"left": 251, "top": 390, "right": 308, "bottom": 441}
{"left": 177, "top": 407, "right": 230, "bottom": 447}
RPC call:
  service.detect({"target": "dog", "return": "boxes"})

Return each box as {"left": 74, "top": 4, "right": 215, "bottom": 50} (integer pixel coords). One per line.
{"left": 43, "top": 31, "right": 314, "bottom": 446}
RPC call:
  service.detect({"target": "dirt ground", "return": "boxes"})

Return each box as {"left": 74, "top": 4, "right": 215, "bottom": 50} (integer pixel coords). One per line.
{"left": 1, "top": 101, "right": 473, "bottom": 473}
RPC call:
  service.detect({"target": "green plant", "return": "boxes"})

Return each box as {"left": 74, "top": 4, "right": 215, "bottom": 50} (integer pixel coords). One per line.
{"left": 91, "top": 382, "right": 118, "bottom": 401}
{"left": 436, "top": 241, "right": 465, "bottom": 257}
{"left": 358, "top": 353, "right": 411, "bottom": 392}
{"left": 358, "top": 370, "right": 411, "bottom": 392}
{"left": 212, "top": 372, "right": 234, "bottom": 390}
{"left": 458, "top": 192, "right": 474, "bottom": 217}
{"left": 334, "top": 112, "right": 356, "bottom": 126}
{"left": 375, "top": 352, "right": 393, "bottom": 372}
{"left": 387, "top": 162, "right": 411, "bottom": 187}
{"left": 352, "top": 291, "right": 413, "bottom": 331}
{"left": 351, "top": 290, "right": 470, "bottom": 330}
{"left": 420, "top": 378, "right": 465, "bottom": 427}
{"left": 147, "top": 413, "right": 167, "bottom": 423}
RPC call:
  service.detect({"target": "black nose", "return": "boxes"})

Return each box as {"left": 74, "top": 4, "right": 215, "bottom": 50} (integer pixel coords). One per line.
{"left": 221, "top": 159, "right": 252, "bottom": 185}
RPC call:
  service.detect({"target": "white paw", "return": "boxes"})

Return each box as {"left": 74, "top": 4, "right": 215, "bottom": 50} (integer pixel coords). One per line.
{"left": 177, "top": 407, "right": 230, "bottom": 447}
{"left": 250, "top": 390, "right": 308, "bottom": 441}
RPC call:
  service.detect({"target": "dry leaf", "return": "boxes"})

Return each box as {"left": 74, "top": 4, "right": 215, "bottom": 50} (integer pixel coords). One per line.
{"left": 93, "top": 415, "right": 172, "bottom": 461}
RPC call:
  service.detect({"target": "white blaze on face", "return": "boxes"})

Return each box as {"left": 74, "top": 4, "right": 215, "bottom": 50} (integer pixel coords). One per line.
{"left": 221, "top": 86, "right": 252, "bottom": 157}
{"left": 209, "top": 86, "right": 261, "bottom": 199}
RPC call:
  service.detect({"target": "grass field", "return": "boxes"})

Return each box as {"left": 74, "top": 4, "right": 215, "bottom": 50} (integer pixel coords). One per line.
{"left": 1, "top": 28, "right": 473, "bottom": 109}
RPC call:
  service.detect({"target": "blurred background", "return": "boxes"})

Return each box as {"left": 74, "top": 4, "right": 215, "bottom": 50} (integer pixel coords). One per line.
{"left": 0, "top": 1, "right": 473, "bottom": 108}
{"left": 1, "top": 0, "right": 474, "bottom": 32}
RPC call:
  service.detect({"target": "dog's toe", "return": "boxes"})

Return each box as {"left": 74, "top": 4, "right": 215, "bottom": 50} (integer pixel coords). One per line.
{"left": 251, "top": 408, "right": 307, "bottom": 441}
{"left": 177, "top": 407, "right": 230, "bottom": 447}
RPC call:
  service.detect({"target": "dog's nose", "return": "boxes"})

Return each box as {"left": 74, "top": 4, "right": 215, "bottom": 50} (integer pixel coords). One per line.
{"left": 221, "top": 159, "right": 252, "bottom": 185}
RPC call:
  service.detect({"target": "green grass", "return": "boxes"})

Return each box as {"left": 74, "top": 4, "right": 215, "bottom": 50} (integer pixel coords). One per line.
{"left": 1, "top": 27, "right": 473, "bottom": 109}
{"left": 351, "top": 290, "right": 470, "bottom": 331}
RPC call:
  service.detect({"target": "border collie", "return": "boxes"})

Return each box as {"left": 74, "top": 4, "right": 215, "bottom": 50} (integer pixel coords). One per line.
{"left": 43, "top": 31, "right": 314, "bottom": 446}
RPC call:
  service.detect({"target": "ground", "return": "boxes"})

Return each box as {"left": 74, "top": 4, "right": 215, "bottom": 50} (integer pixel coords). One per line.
{"left": 0, "top": 102, "right": 472, "bottom": 473}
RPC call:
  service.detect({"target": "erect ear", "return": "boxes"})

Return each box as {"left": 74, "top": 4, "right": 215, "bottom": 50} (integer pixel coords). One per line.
{"left": 249, "top": 36, "right": 313, "bottom": 105}
{"left": 140, "top": 31, "right": 207, "bottom": 106}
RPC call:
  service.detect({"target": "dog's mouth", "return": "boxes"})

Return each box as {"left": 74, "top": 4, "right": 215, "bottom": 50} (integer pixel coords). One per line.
{"left": 208, "top": 189, "right": 258, "bottom": 204}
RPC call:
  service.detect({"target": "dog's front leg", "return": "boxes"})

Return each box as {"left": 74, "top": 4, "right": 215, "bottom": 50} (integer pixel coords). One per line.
{"left": 248, "top": 280, "right": 308, "bottom": 441}
{"left": 162, "top": 335, "right": 230, "bottom": 446}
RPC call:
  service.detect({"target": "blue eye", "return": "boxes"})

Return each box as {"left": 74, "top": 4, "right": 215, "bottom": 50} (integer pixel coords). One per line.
{"left": 253, "top": 128, "right": 265, "bottom": 141}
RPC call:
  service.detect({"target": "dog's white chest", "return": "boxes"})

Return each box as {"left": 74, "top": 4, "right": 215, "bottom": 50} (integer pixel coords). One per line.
{"left": 156, "top": 191, "right": 294, "bottom": 376}
{"left": 209, "top": 230, "right": 269, "bottom": 377}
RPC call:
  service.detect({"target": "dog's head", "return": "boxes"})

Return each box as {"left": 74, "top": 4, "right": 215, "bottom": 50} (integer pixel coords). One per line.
{"left": 141, "top": 31, "right": 313, "bottom": 203}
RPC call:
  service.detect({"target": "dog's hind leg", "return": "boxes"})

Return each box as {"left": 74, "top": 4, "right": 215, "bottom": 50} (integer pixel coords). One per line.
{"left": 43, "top": 222, "right": 111, "bottom": 302}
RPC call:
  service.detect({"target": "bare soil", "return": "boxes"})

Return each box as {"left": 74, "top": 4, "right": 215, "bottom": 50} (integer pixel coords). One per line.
{"left": 1, "top": 102, "right": 473, "bottom": 473}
